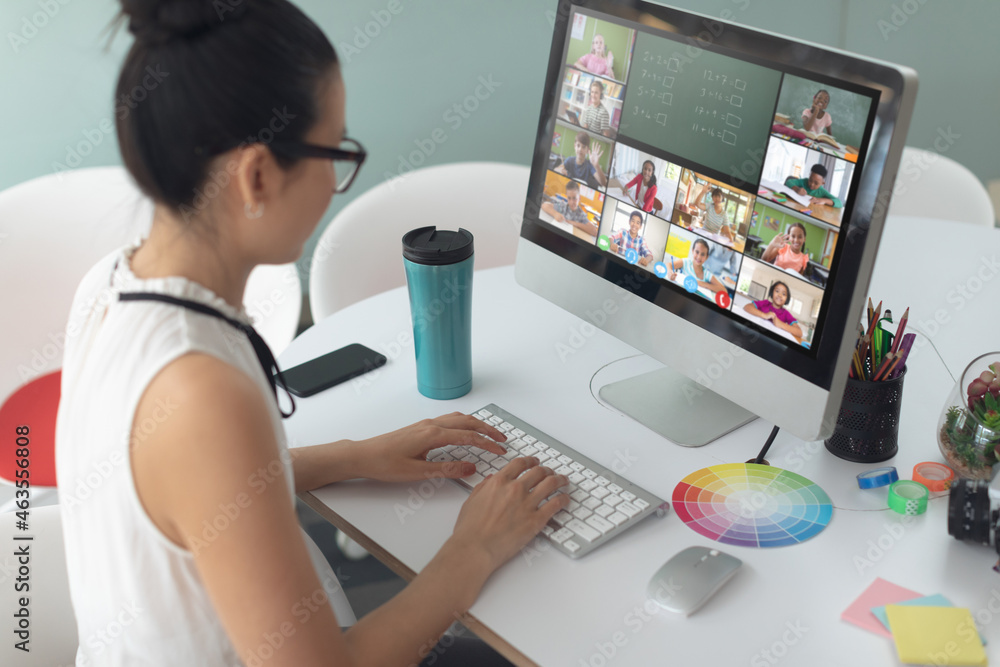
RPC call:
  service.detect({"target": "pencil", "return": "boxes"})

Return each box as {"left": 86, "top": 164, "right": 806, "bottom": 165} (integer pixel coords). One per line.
{"left": 867, "top": 297, "right": 874, "bottom": 330}
{"left": 872, "top": 352, "right": 895, "bottom": 381}
{"left": 889, "top": 307, "right": 909, "bottom": 355}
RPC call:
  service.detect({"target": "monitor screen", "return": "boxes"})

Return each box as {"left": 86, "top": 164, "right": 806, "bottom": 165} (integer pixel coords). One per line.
{"left": 517, "top": 0, "right": 915, "bottom": 441}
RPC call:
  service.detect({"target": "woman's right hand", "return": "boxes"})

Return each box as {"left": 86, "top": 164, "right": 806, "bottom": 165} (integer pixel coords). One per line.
{"left": 450, "top": 457, "right": 569, "bottom": 572}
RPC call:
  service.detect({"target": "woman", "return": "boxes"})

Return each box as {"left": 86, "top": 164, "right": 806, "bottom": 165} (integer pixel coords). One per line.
{"left": 743, "top": 281, "right": 803, "bottom": 342}
{"left": 578, "top": 80, "right": 615, "bottom": 138}
{"left": 664, "top": 238, "right": 727, "bottom": 294}
{"left": 55, "top": 1, "right": 568, "bottom": 665}
{"left": 623, "top": 159, "right": 657, "bottom": 212}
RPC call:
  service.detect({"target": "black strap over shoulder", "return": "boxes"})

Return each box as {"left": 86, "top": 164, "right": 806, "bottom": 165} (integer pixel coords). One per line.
{"left": 118, "top": 291, "right": 296, "bottom": 418}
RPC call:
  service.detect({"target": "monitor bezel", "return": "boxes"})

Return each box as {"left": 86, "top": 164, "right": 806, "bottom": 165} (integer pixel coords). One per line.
{"left": 519, "top": 0, "right": 916, "bottom": 391}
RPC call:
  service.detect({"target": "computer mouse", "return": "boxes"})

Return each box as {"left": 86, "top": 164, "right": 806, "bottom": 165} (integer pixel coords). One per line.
{"left": 646, "top": 546, "right": 742, "bottom": 616}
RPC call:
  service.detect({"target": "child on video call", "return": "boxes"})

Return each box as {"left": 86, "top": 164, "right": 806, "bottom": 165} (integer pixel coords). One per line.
{"left": 555, "top": 131, "right": 607, "bottom": 189}
{"left": 762, "top": 222, "right": 809, "bottom": 275}
{"left": 693, "top": 183, "right": 736, "bottom": 240}
{"left": 574, "top": 33, "right": 615, "bottom": 79}
{"left": 541, "top": 180, "right": 598, "bottom": 236}
{"left": 578, "top": 80, "right": 614, "bottom": 138}
{"left": 784, "top": 164, "right": 842, "bottom": 208}
{"left": 743, "top": 281, "right": 803, "bottom": 341}
{"left": 623, "top": 159, "right": 657, "bottom": 212}
{"left": 664, "top": 237, "right": 728, "bottom": 294}
{"left": 801, "top": 89, "right": 833, "bottom": 136}
{"left": 609, "top": 210, "right": 653, "bottom": 266}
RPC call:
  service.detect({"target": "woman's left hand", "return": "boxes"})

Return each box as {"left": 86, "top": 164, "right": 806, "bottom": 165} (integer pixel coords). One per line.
{"left": 355, "top": 412, "right": 508, "bottom": 483}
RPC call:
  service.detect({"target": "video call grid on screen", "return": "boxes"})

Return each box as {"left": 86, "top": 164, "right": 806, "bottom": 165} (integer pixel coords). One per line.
{"left": 537, "top": 6, "right": 879, "bottom": 353}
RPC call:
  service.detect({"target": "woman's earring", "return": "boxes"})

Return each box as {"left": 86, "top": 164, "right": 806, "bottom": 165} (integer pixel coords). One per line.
{"left": 244, "top": 202, "right": 264, "bottom": 219}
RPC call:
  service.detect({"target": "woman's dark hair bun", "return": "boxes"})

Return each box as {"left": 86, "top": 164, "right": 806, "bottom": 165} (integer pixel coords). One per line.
{"left": 121, "top": 0, "right": 247, "bottom": 45}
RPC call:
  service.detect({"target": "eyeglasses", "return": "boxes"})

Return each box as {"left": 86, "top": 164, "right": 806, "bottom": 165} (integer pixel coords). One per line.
{"left": 269, "top": 138, "right": 367, "bottom": 193}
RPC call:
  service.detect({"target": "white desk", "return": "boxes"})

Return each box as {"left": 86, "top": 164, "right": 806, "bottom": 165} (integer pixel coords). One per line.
{"left": 281, "top": 216, "right": 1000, "bottom": 666}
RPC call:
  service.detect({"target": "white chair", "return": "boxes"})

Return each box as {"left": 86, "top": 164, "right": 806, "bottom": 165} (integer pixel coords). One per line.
{"left": 888, "top": 147, "right": 995, "bottom": 225}
{"left": 0, "top": 167, "right": 301, "bottom": 512}
{"left": 309, "top": 161, "right": 530, "bottom": 321}
{"left": 0, "top": 506, "right": 77, "bottom": 666}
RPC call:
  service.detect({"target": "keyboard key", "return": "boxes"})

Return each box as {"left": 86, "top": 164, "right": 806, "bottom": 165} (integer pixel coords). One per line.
{"left": 541, "top": 525, "right": 554, "bottom": 537}
{"left": 586, "top": 515, "right": 614, "bottom": 535}
{"left": 591, "top": 486, "right": 611, "bottom": 500}
{"left": 604, "top": 494, "right": 623, "bottom": 507}
{"left": 572, "top": 507, "right": 593, "bottom": 521}
{"left": 545, "top": 447, "right": 561, "bottom": 458}
{"left": 452, "top": 447, "right": 469, "bottom": 458}
{"left": 582, "top": 469, "right": 598, "bottom": 479}
{"left": 566, "top": 499, "right": 581, "bottom": 512}
{"left": 608, "top": 483, "right": 623, "bottom": 494}
{"left": 499, "top": 421, "right": 514, "bottom": 432}
{"left": 621, "top": 491, "right": 636, "bottom": 502}
{"left": 521, "top": 435, "right": 537, "bottom": 445}
{"left": 461, "top": 454, "right": 478, "bottom": 465}
{"left": 535, "top": 442, "right": 548, "bottom": 451}
{"left": 618, "top": 501, "right": 640, "bottom": 518}
{"left": 475, "top": 461, "right": 491, "bottom": 474}
{"left": 502, "top": 449, "right": 518, "bottom": 460}
{"left": 552, "top": 528, "right": 574, "bottom": 544}
{"left": 534, "top": 450, "right": 551, "bottom": 462}
{"left": 563, "top": 540, "right": 580, "bottom": 554}
{"left": 488, "top": 416, "right": 503, "bottom": 425}
{"left": 553, "top": 510, "right": 573, "bottom": 526}
{"left": 555, "top": 465, "right": 573, "bottom": 476}
{"left": 558, "top": 455, "right": 572, "bottom": 465}
{"left": 473, "top": 414, "right": 485, "bottom": 421}
{"left": 520, "top": 445, "right": 538, "bottom": 457}
{"left": 431, "top": 454, "right": 451, "bottom": 463}
{"left": 477, "top": 409, "right": 492, "bottom": 418}
{"left": 479, "top": 451, "right": 498, "bottom": 463}
{"left": 568, "top": 472, "right": 585, "bottom": 485}
{"left": 582, "top": 497, "right": 601, "bottom": 510}
{"left": 566, "top": 519, "right": 601, "bottom": 542}
{"left": 634, "top": 498, "right": 650, "bottom": 510}
{"left": 492, "top": 458, "right": 509, "bottom": 471}
{"left": 570, "top": 462, "right": 586, "bottom": 472}
{"left": 579, "top": 479, "right": 597, "bottom": 492}
{"left": 542, "top": 459, "right": 560, "bottom": 470}
{"left": 595, "top": 504, "right": 614, "bottom": 518}
{"left": 511, "top": 428, "right": 525, "bottom": 438}
{"left": 595, "top": 476, "right": 610, "bottom": 486}
{"left": 608, "top": 511, "right": 628, "bottom": 526}
{"left": 466, "top": 473, "right": 486, "bottom": 486}
{"left": 507, "top": 439, "right": 526, "bottom": 451}
{"left": 570, "top": 489, "right": 589, "bottom": 503}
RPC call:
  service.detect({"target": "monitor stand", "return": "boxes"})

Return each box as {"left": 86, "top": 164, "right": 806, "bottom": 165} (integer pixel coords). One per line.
{"left": 598, "top": 366, "right": 757, "bottom": 447}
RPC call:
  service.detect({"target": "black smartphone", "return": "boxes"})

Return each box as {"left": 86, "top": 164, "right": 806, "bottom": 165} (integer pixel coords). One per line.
{"left": 279, "top": 343, "right": 387, "bottom": 397}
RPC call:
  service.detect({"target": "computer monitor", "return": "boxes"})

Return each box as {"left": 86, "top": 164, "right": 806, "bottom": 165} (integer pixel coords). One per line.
{"left": 515, "top": 0, "right": 917, "bottom": 445}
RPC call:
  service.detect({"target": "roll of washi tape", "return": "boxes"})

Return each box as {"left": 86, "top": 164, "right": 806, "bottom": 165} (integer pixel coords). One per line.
{"left": 912, "top": 462, "right": 955, "bottom": 492}
{"left": 857, "top": 467, "right": 899, "bottom": 489}
{"left": 888, "top": 480, "right": 929, "bottom": 516}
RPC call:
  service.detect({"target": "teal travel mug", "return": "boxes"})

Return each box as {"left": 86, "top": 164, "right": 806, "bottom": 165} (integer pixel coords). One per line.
{"left": 402, "top": 227, "right": 474, "bottom": 399}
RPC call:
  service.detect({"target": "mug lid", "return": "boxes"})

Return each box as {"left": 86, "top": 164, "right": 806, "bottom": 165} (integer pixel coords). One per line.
{"left": 402, "top": 226, "right": 474, "bottom": 265}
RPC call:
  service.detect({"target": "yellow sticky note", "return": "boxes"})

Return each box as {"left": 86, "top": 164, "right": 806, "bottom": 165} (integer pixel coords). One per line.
{"left": 886, "top": 605, "right": 987, "bottom": 666}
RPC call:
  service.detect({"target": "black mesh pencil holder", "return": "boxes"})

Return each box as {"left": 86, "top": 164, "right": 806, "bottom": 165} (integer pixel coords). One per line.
{"left": 825, "top": 368, "right": 906, "bottom": 463}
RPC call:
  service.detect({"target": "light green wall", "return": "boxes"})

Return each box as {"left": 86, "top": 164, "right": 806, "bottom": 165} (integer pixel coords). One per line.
{"left": 564, "top": 16, "right": 632, "bottom": 82}
{"left": 2, "top": 0, "right": 996, "bottom": 302}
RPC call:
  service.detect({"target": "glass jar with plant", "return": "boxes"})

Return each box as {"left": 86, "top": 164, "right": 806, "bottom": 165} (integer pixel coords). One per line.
{"left": 938, "top": 354, "right": 1000, "bottom": 481}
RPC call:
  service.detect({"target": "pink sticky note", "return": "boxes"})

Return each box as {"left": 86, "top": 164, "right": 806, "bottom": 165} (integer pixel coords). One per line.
{"left": 841, "top": 578, "right": 922, "bottom": 638}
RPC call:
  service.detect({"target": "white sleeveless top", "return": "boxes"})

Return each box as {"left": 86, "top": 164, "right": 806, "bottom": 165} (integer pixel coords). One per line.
{"left": 55, "top": 243, "right": 354, "bottom": 667}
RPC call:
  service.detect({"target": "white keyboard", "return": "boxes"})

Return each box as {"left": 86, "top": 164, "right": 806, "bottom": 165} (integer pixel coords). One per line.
{"left": 428, "top": 404, "right": 669, "bottom": 559}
